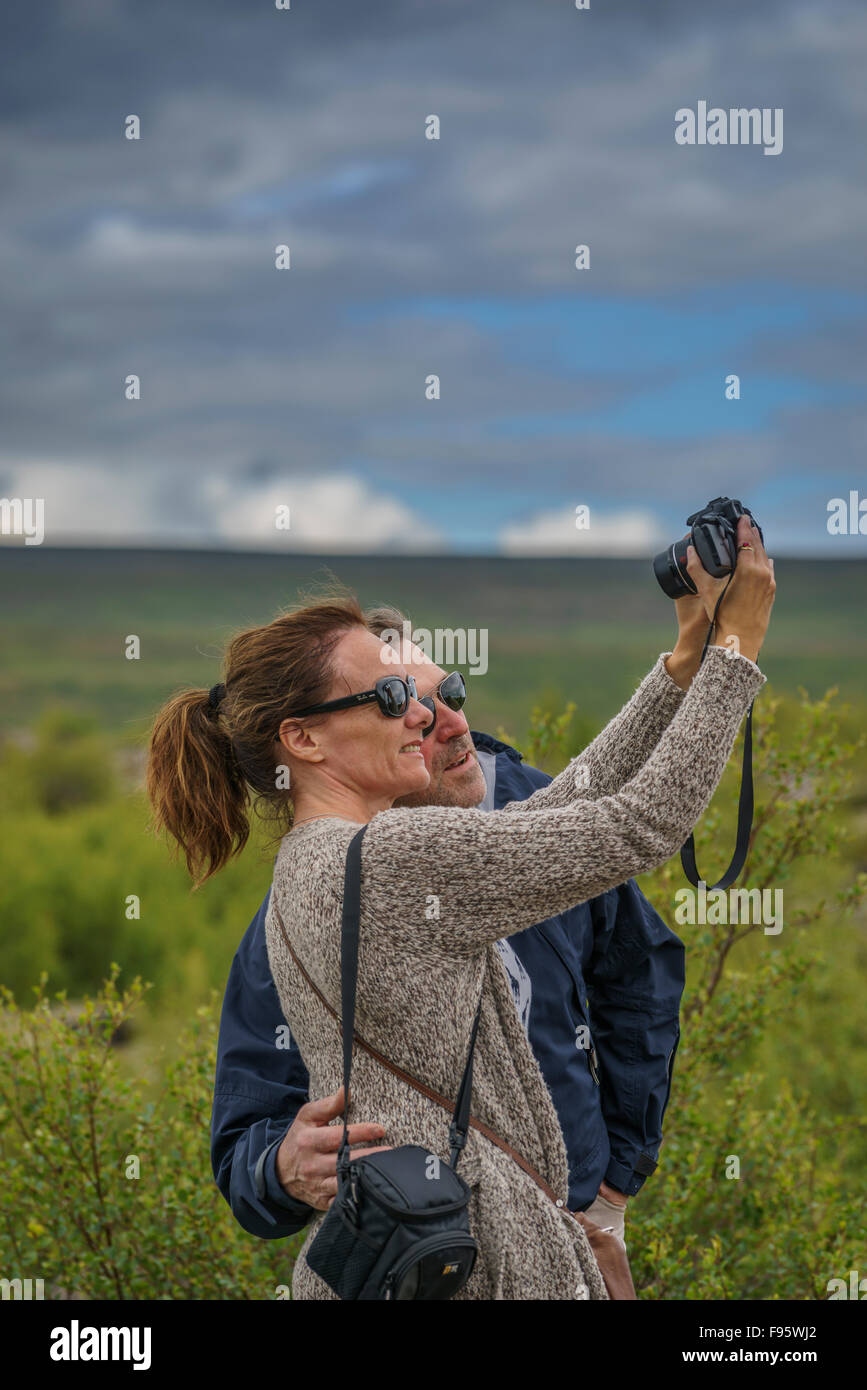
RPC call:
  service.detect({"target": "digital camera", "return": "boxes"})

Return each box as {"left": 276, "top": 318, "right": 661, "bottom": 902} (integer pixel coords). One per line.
{"left": 652, "top": 496, "right": 764, "bottom": 600}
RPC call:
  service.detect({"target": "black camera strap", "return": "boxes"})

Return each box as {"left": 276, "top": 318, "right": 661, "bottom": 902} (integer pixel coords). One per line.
{"left": 680, "top": 702, "right": 754, "bottom": 889}
{"left": 679, "top": 577, "right": 757, "bottom": 890}
{"left": 337, "top": 825, "right": 483, "bottom": 1178}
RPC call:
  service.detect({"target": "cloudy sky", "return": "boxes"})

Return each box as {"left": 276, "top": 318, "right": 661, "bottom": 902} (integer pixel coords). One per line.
{"left": 1, "top": 0, "right": 865, "bottom": 554}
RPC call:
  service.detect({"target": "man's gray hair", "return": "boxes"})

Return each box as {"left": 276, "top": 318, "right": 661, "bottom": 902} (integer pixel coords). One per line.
{"left": 364, "top": 603, "right": 410, "bottom": 639}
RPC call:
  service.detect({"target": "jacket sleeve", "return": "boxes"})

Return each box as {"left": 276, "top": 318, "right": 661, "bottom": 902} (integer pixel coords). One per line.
{"left": 584, "top": 880, "right": 685, "bottom": 1197}
{"left": 211, "top": 891, "right": 315, "bottom": 1239}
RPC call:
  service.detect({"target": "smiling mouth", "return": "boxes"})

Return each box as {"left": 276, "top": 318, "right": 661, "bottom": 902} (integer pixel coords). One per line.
{"left": 399, "top": 743, "right": 423, "bottom": 756}
{"left": 444, "top": 749, "right": 473, "bottom": 772}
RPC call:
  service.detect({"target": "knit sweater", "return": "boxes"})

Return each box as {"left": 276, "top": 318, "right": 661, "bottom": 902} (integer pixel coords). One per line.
{"left": 265, "top": 646, "right": 766, "bottom": 1300}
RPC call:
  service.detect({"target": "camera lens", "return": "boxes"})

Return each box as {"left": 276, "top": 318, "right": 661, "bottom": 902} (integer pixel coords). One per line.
{"left": 652, "top": 537, "right": 696, "bottom": 599}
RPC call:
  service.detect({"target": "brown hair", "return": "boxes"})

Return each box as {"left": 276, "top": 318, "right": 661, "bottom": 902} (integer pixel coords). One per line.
{"left": 146, "top": 591, "right": 367, "bottom": 886}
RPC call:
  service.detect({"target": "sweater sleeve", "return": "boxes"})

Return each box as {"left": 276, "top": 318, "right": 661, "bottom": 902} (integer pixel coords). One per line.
{"left": 504, "top": 652, "right": 685, "bottom": 809}
{"left": 359, "top": 646, "right": 766, "bottom": 961}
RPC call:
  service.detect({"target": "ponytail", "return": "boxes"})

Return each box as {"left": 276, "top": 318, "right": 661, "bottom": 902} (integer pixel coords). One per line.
{"left": 146, "top": 590, "right": 367, "bottom": 887}
{"left": 146, "top": 687, "right": 250, "bottom": 887}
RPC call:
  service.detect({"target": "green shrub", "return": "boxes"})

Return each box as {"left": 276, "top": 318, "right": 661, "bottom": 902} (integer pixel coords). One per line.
{"left": 0, "top": 968, "right": 303, "bottom": 1300}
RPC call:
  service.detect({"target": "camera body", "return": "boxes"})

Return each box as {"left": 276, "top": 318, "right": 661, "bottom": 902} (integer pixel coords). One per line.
{"left": 653, "top": 496, "right": 764, "bottom": 599}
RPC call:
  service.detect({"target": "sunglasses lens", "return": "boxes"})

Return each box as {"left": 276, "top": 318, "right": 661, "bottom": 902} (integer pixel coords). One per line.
{"left": 379, "top": 677, "right": 410, "bottom": 716}
{"left": 418, "top": 696, "right": 436, "bottom": 737}
{"left": 440, "top": 673, "right": 467, "bottom": 710}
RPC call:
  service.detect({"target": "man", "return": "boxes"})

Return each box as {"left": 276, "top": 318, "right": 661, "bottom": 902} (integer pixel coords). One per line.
{"left": 211, "top": 605, "right": 685, "bottom": 1251}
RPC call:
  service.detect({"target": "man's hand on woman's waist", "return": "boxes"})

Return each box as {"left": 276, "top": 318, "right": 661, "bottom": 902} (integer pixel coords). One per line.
{"left": 276, "top": 1085, "right": 390, "bottom": 1211}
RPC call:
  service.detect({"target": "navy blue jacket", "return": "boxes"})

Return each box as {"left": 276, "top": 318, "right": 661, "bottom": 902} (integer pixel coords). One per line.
{"left": 211, "top": 732, "right": 685, "bottom": 1237}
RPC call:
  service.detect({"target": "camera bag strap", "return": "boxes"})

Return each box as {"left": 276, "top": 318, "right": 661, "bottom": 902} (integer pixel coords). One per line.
{"left": 272, "top": 825, "right": 563, "bottom": 1207}
{"left": 337, "top": 826, "right": 482, "bottom": 1174}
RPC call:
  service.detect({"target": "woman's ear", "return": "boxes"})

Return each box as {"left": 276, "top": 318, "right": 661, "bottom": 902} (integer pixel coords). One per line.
{"left": 277, "top": 719, "right": 326, "bottom": 764}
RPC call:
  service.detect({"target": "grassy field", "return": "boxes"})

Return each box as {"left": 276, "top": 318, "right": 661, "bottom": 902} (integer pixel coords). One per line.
{"left": 2, "top": 548, "right": 866, "bottom": 746}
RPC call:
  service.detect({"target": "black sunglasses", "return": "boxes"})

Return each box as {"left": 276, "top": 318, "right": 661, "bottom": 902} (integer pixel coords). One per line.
{"left": 416, "top": 671, "right": 467, "bottom": 736}
{"left": 283, "top": 671, "right": 466, "bottom": 739}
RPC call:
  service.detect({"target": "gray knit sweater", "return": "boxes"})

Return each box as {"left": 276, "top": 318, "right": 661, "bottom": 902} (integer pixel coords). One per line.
{"left": 265, "top": 646, "right": 766, "bottom": 1300}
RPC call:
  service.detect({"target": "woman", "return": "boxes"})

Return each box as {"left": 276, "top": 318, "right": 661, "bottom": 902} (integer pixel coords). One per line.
{"left": 147, "top": 517, "right": 774, "bottom": 1300}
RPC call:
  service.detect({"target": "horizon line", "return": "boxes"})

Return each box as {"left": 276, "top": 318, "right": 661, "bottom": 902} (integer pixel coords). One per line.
{"left": 1, "top": 543, "right": 863, "bottom": 562}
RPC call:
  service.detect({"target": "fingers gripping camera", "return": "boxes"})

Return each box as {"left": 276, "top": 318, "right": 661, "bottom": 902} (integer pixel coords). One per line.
{"left": 653, "top": 496, "right": 764, "bottom": 599}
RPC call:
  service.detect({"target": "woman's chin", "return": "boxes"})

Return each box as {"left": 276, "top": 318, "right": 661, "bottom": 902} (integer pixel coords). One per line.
{"left": 394, "top": 758, "right": 430, "bottom": 794}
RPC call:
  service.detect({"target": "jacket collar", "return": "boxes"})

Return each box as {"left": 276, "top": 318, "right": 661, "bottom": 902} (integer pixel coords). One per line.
{"left": 470, "top": 729, "right": 525, "bottom": 764}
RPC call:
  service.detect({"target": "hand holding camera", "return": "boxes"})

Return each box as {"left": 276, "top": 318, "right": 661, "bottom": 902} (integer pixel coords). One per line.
{"left": 654, "top": 496, "right": 776, "bottom": 667}
{"left": 685, "top": 514, "right": 775, "bottom": 664}
{"left": 653, "top": 496, "right": 776, "bottom": 889}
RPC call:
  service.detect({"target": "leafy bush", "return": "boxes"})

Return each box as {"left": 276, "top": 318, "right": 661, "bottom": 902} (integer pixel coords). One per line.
{"left": 0, "top": 968, "right": 302, "bottom": 1299}
{"left": 0, "top": 717, "right": 279, "bottom": 1003}
{"left": 0, "top": 710, "right": 115, "bottom": 817}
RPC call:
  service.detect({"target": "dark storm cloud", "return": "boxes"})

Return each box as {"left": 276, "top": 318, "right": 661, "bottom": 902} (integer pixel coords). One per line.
{"left": 0, "top": 0, "right": 864, "bottom": 549}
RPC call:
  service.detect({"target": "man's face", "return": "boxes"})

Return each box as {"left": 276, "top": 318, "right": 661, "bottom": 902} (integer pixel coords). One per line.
{"left": 389, "top": 643, "right": 487, "bottom": 809}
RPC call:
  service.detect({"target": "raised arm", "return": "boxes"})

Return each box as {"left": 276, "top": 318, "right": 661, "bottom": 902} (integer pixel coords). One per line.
{"left": 351, "top": 646, "right": 765, "bottom": 961}
{"left": 506, "top": 651, "right": 687, "bottom": 810}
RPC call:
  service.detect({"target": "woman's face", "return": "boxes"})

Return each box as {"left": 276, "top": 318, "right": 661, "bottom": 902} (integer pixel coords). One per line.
{"left": 286, "top": 626, "right": 434, "bottom": 807}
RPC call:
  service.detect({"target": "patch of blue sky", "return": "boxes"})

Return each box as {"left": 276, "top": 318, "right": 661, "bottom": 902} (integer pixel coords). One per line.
{"left": 346, "top": 288, "right": 867, "bottom": 377}
{"left": 484, "top": 373, "right": 864, "bottom": 439}
{"left": 354, "top": 363, "right": 861, "bottom": 441}
{"left": 750, "top": 473, "right": 853, "bottom": 506}
{"left": 347, "top": 462, "right": 547, "bottom": 548}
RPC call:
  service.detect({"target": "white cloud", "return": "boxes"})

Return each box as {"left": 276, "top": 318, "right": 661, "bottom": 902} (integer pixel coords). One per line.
{"left": 0, "top": 462, "right": 173, "bottom": 545}
{"left": 203, "top": 473, "right": 444, "bottom": 552}
{"left": 0, "top": 460, "right": 444, "bottom": 552}
{"left": 499, "top": 506, "right": 666, "bottom": 556}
